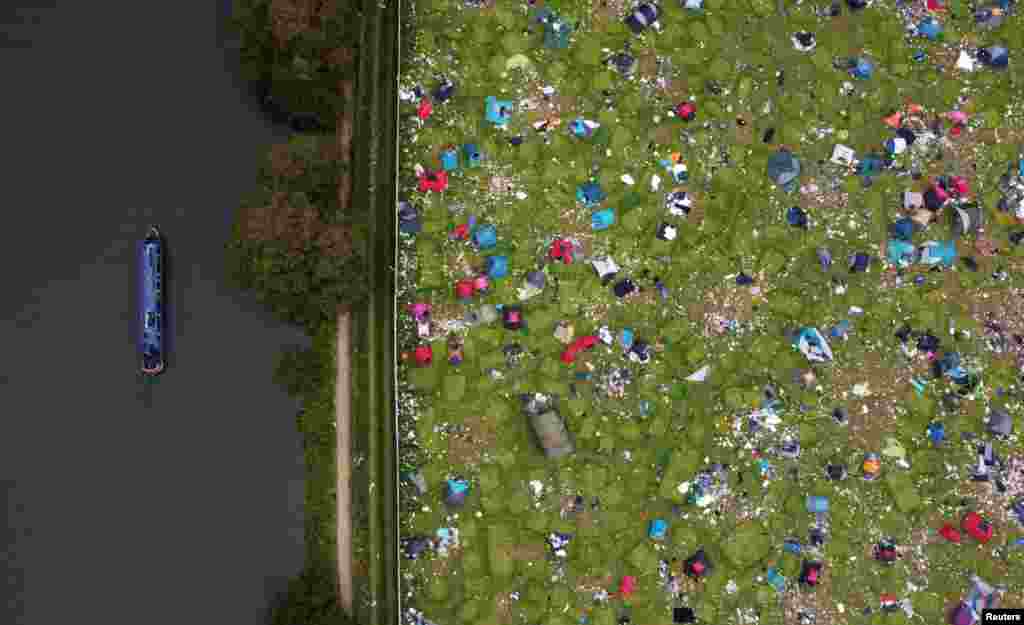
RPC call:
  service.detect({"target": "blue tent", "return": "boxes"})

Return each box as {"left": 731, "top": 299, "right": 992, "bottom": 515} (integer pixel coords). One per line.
{"left": 856, "top": 154, "right": 883, "bottom": 177}
{"left": 440, "top": 147, "right": 459, "bottom": 171}
{"left": 766, "top": 150, "right": 801, "bottom": 192}
{"left": 890, "top": 217, "right": 916, "bottom": 241}
{"left": 887, "top": 239, "right": 917, "bottom": 266}
{"left": 577, "top": 181, "right": 606, "bottom": 206}
{"left": 919, "top": 240, "right": 956, "bottom": 266}
{"left": 979, "top": 45, "right": 1009, "bottom": 68}
{"left": 851, "top": 57, "right": 874, "bottom": 79}
{"left": 473, "top": 224, "right": 497, "bottom": 250}
{"left": 486, "top": 255, "right": 509, "bottom": 279}
{"left": 592, "top": 208, "right": 615, "bottom": 231}
{"left": 928, "top": 421, "right": 945, "bottom": 444}
{"left": 918, "top": 18, "right": 942, "bottom": 40}
{"left": 445, "top": 478, "right": 470, "bottom": 506}
{"left": 648, "top": 519, "right": 668, "bottom": 540}
{"left": 485, "top": 96, "right": 513, "bottom": 127}
{"left": 569, "top": 118, "right": 599, "bottom": 138}
{"left": 463, "top": 143, "right": 482, "bottom": 167}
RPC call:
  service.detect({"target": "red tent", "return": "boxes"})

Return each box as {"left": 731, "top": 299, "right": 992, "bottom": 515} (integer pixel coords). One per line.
{"left": 950, "top": 176, "right": 969, "bottom": 196}
{"left": 549, "top": 238, "right": 575, "bottom": 264}
{"left": 417, "top": 97, "right": 433, "bottom": 121}
{"left": 561, "top": 335, "right": 598, "bottom": 364}
{"left": 675, "top": 102, "right": 696, "bottom": 121}
{"left": 418, "top": 170, "right": 448, "bottom": 193}
{"left": 618, "top": 575, "right": 636, "bottom": 598}
{"left": 962, "top": 512, "right": 993, "bottom": 543}
{"left": 414, "top": 345, "right": 433, "bottom": 366}
{"left": 455, "top": 279, "right": 475, "bottom": 300}
{"left": 939, "top": 523, "right": 962, "bottom": 543}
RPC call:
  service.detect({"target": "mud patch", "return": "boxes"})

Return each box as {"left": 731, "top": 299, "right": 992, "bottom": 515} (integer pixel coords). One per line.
{"left": 448, "top": 414, "right": 500, "bottom": 467}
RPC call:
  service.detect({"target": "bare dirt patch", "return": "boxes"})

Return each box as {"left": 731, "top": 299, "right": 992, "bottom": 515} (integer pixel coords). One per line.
{"left": 448, "top": 414, "right": 500, "bottom": 466}
{"left": 830, "top": 349, "right": 910, "bottom": 451}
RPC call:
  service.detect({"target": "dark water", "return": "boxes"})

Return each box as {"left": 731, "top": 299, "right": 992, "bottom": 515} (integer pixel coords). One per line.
{"left": 0, "top": 3, "right": 307, "bottom": 624}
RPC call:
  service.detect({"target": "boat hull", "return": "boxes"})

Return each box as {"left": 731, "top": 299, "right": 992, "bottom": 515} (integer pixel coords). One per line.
{"left": 140, "top": 228, "right": 165, "bottom": 376}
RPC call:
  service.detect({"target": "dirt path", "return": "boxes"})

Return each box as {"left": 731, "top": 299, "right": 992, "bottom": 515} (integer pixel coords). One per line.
{"left": 335, "top": 310, "right": 353, "bottom": 612}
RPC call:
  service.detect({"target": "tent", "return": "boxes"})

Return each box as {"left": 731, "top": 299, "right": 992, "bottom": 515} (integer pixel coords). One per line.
{"left": 794, "top": 327, "right": 834, "bottom": 362}
{"left": 887, "top": 239, "right": 917, "bottom": 267}
{"left": 625, "top": 2, "right": 660, "bottom": 34}
{"left": 577, "top": 181, "right": 607, "bottom": 206}
{"left": 444, "top": 478, "right": 470, "bottom": 506}
{"left": 592, "top": 256, "right": 620, "bottom": 282}
{"left": 592, "top": 208, "right": 615, "bottom": 230}
{"left": 919, "top": 240, "right": 957, "bottom": 266}
{"left": 462, "top": 143, "right": 482, "bottom": 167}
{"left": 988, "top": 408, "right": 1013, "bottom": 436}
{"left": 851, "top": 57, "right": 874, "bottom": 79}
{"left": 950, "top": 203, "right": 982, "bottom": 238}
{"left": 918, "top": 17, "right": 942, "bottom": 40}
{"left": 978, "top": 45, "right": 1009, "bottom": 68}
{"left": 473, "top": 224, "right": 497, "bottom": 249}
{"left": 543, "top": 14, "right": 573, "bottom": 49}
{"left": 767, "top": 149, "right": 801, "bottom": 192}
{"left": 398, "top": 201, "right": 421, "bottom": 234}
{"left": 485, "top": 96, "right": 513, "bottom": 127}
{"left": 440, "top": 147, "right": 459, "bottom": 171}
{"left": 485, "top": 255, "right": 509, "bottom": 279}
{"left": 569, "top": 118, "right": 600, "bottom": 138}
{"left": 531, "top": 409, "right": 574, "bottom": 458}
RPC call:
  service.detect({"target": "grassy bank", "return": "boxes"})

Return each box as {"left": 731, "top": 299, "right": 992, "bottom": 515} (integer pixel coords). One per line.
{"left": 349, "top": 0, "right": 401, "bottom": 621}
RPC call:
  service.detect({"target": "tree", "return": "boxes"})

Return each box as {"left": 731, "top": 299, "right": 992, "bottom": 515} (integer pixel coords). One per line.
{"left": 229, "top": 137, "right": 367, "bottom": 328}
{"left": 274, "top": 346, "right": 328, "bottom": 398}
{"left": 233, "top": 0, "right": 359, "bottom": 130}
{"left": 269, "top": 565, "right": 356, "bottom": 625}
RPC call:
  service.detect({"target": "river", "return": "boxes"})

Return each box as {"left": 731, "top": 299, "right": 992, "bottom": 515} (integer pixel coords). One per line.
{"left": 0, "top": 3, "right": 307, "bottom": 624}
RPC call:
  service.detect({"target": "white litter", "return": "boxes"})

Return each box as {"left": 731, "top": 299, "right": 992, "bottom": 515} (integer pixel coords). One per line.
{"left": 621, "top": 174, "right": 636, "bottom": 186}
{"left": 650, "top": 173, "right": 662, "bottom": 192}
{"left": 830, "top": 144, "right": 856, "bottom": 167}
{"left": 956, "top": 49, "right": 976, "bottom": 72}
{"left": 515, "top": 191, "right": 528, "bottom": 200}
{"left": 686, "top": 365, "right": 710, "bottom": 382}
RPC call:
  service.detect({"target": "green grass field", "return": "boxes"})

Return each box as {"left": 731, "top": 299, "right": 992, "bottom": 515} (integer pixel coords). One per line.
{"left": 396, "top": 0, "right": 1024, "bottom": 623}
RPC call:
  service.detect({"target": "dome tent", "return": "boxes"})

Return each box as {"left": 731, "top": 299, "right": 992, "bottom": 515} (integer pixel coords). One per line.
{"left": 767, "top": 149, "right": 801, "bottom": 192}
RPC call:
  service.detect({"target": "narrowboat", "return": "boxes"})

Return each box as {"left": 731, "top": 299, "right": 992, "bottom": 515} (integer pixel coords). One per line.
{"left": 140, "top": 227, "right": 165, "bottom": 376}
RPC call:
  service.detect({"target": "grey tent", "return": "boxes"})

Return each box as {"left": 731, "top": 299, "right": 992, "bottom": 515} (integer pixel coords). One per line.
{"left": 988, "top": 408, "right": 1013, "bottom": 436}
{"left": 526, "top": 271, "right": 547, "bottom": 289}
{"left": 950, "top": 203, "right": 983, "bottom": 238}
{"left": 767, "top": 149, "right": 801, "bottom": 192}
{"left": 531, "top": 410, "right": 575, "bottom": 458}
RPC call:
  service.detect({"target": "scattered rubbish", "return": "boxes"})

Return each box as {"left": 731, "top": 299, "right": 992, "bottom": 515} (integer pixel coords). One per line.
{"left": 799, "top": 560, "right": 824, "bottom": 587}
{"left": 686, "top": 365, "right": 710, "bottom": 382}
{"left": 862, "top": 453, "right": 882, "bottom": 480}
{"left": 794, "top": 327, "right": 834, "bottom": 362}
